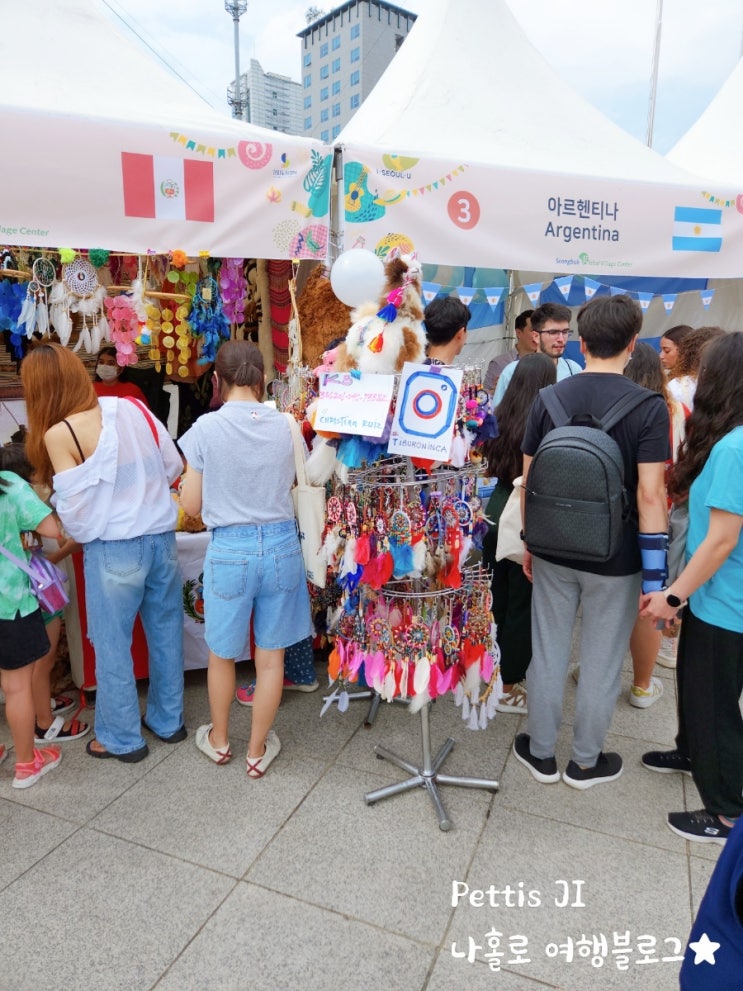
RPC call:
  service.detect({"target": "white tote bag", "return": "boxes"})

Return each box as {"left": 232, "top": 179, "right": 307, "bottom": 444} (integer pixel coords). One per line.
{"left": 284, "top": 413, "right": 327, "bottom": 588}
{"left": 495, "top": 476, "right": 525, "bottom": 565}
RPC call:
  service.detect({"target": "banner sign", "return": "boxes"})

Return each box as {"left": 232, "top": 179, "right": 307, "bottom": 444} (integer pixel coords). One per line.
{"left": 339, "top": 143, "right": 743, "bottom": 278}
{"left": 0, "top": 108, "right": 332, "bottom": 259}
{"left": 388, "top": 363, "right": 463, "bottom": 460}
{"left": 315, "top": 371, "right": 395, "bottom": 437}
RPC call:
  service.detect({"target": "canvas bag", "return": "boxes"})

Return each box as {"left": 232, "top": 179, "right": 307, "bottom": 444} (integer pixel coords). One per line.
{"left": 0, "top": 544, "right": 69, "bottom": 613}
{"left": 495, "top": 476, "right": 525, "bottom": 564}
{"left": 284, "top": 413, "right": 327, "bottom": 589}
{"left": 524, "top": 386, "right": 653, "bottom": 563}
{"left": 667, "top": 500, "right": 689, "bottom": 585}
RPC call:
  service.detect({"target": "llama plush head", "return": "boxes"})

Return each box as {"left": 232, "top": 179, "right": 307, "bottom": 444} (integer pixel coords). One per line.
{"left": 334, "top": 251, "right": 426, "bottom": 375}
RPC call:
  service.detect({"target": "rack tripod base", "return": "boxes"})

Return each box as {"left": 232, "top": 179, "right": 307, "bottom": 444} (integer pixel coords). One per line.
{"left": 363, "top": 701, "right": 499, "bottom": 831}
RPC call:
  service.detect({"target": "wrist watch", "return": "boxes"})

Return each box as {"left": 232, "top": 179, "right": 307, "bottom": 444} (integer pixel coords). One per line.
{"left": 665, "top": 591, "right": 683, "bottom": 608}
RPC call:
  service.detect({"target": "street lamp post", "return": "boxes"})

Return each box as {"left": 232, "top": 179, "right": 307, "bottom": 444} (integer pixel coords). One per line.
{"left": 225, "top": 1, "right": 248, "bottom": 120}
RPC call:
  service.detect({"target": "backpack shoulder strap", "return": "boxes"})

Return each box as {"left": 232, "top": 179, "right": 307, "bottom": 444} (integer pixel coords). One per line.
{"left": 539, "top": 386, "right": 570, "bottom": 428}
{"left": 600, "top": 389, "right": 654, "bottom": 433}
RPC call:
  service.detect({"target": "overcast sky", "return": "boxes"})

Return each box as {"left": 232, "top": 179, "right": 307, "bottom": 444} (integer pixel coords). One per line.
{"left": 102, "top": 0, "right": 742, "bottom": 153}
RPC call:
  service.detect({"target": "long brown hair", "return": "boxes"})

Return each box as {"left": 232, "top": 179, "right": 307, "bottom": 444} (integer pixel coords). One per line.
{"left": 624, "top": 341, "right": 673, "bottom": 420}
{"left": 483, "top": 352, "right": 556, "bottom": 484}
{"left": 670, "top": 331, "right": 743, "bottom": 500}
{"left": 675, "top": 326, "right": 725, "bottom": 378}
{"left": 214, "top": 340, "right": 264, "bottom": 402}
{"left": 21, "top": 343, "right": 98, "bottom": 485}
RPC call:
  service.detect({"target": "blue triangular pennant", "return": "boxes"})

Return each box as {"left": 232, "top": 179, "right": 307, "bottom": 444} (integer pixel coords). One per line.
{"left": 522, "top": 281, "right": 543, "bottom": 304}
{"left": 554, "top": 276, "right": 572, "bottom": 301}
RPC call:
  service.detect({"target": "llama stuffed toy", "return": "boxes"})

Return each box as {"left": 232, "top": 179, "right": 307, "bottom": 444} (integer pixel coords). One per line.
{"left": 306, "top": 252, "right": 427, "bottom": 484}
{"left": 334, "top": 252, "right": 426, "bottom": 374}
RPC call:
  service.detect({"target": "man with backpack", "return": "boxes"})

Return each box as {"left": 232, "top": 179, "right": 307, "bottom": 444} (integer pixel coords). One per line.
{"left": 513, "top": 294, "right": 670, "bottom": 789}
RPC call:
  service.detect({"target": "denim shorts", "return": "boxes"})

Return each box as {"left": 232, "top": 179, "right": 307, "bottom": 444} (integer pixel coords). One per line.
{"left": 204, "top": 519, "right": 313, "bottom": 659}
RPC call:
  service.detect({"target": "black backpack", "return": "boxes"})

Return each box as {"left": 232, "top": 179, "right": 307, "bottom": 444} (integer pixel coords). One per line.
{"left": 523, "top": 386, "right": 654, "bottom": 563}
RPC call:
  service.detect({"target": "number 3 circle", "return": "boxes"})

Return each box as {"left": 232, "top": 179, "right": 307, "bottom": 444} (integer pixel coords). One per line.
{"left": 448, "top": 191, "right": 481, "bottom": 230}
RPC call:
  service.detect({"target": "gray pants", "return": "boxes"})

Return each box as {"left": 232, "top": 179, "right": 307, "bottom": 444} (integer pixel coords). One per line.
{"left": 526, "top": 557, "right": 641, "bottom": 767}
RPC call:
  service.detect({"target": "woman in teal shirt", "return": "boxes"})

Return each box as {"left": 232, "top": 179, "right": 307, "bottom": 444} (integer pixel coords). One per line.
{"left": 641, "top": 332, "right": 743, "bottom": 845}
{"left": 0, "top": 471, "right": 64, "bottom": 787}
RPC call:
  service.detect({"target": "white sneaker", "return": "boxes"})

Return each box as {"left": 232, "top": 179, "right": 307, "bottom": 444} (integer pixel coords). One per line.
{"left": 656, "top": 636, "right": 677, "bottom": 669}
{"left": 195, "top": 724, "right": 232, "bottom": 765}
{"left": 629, "top": 676, "right": 664, "bottom": 709}
{"left": 246, "top": 729, "right": 281, "bottom": 778}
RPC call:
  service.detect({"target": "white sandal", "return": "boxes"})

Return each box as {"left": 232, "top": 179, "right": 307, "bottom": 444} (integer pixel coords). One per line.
{"left": 495, "top": 683, "right": 528, "bottom": 714}
{"left": 195, "top": 724, "right": 232, "bottom": 764}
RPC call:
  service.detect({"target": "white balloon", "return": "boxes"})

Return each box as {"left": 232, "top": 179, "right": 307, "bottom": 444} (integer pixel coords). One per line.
{"left": 330, "top": 249, "right": 385, "bottom": 308}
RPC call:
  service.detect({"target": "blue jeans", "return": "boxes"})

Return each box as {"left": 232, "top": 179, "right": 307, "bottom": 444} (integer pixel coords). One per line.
{"left": 84, "top": 532, "right": 184, "bottom": 755}
{"left": 204, "top": 520, "right": 312, "bottom": 658}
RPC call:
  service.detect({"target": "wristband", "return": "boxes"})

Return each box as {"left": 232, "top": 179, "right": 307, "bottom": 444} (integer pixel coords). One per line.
{"left": 638, "top": 532, "right": 668, "bottom": 594}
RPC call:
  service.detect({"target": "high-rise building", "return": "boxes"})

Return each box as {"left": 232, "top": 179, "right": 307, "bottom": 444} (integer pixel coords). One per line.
{"left": 229, "top": 58, "right": 303, "bottom": 135}
{"left": 297, "top": 1, "right": 417, "bottom": 142}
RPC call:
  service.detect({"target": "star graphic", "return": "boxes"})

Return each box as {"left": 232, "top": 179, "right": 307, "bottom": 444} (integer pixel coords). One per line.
{"left": 688, "top": 932, "right": 720, "bottom": 965}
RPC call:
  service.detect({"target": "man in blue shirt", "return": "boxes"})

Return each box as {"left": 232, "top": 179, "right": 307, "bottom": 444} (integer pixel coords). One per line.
{"left": 492, "top": 302, "right": 581, "bottom": 407}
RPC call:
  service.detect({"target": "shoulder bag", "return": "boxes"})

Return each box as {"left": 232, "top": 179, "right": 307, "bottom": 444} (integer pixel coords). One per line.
{"left": 0, "top": 544, "right": 69, "bottom": 613}
{"left": 284, "top": 413, "right": 327, "bottom": 589}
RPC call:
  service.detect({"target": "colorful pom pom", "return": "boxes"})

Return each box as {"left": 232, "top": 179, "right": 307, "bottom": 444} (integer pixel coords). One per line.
{"left": 171, "top": 249, "right": 188, "bottom": 270}
{"left": 88, "top": 249, "right": 111, "bottom": 268}
{"left": 59, "top": 248, "right": 76, "bottom": 263}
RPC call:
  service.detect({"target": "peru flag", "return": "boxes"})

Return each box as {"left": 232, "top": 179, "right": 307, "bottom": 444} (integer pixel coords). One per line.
{"left": 121, "top": 153, "right": 214, "bottom": 222}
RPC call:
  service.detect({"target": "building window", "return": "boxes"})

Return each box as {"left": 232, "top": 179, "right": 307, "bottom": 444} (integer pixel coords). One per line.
{"left": 332, "top": 80, "right": 341, "bottom": 95}
{"left": 395, "top": 34, "right": 404, "bottom": 51}
{"left": 332, "top": 124, "right": 341, "bottom": 138}
{"left": 273, "top": 108, "right": 278, "bottom": 116}
{"left": 332, "top": 102, "right": 341, "bottom": 118}
{"left": 320, "top": 108, "right": 329, "bottom": 122}
{"left": 320, "top": 42, "right": 328, "bottom": 57}
{"left": 350, "top": 23, "right": 360, "bottom": 39}
{"left": 350, "top": 94, "right": 360, "bottom": 109}
{"left": 303, "top": 53, "right": 311, "bottom": 67}
{"left": 350, "top": 70, "right": 360, "bottom": 86}
{"left": 304, "top": 116, "right": 312, "bottom": 129}
{"left": 320, "top": 64, "right": 329, "bottom": 79}
{"left": 332, "top": 35, "right": 341, "bottom": 50}
{"left": 321, "top": 129, "right": 330, "bottom": 142}
{"left": 320, "top": 86, "right": 329, "bottom": 101}
{"left": 350, "top": 47, "right": 360, "bottom": 62}
{"left": 303, "top": 95, "right": 312, "bottom": 109}
{"left": 303, "top": 75, "right": 311, "bottom": 89}
{"left": 332, "top": 58, "right": 341, "bottom": 73}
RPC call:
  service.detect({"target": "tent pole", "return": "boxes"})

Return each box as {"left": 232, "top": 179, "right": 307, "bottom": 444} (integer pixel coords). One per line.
{"left": 331, "top": 146, "right": 345, "bottom": 264}
{"left": 645, "top": 0, "right": 663, "bottom": 148}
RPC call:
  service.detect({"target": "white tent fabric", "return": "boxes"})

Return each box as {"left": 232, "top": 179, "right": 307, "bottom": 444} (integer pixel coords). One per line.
{"left": 335, "top": 0, "right": 742, "bottom": 278}
{"left": 667, "top": 59, "right": 743, "bottom": 187}
{"left": 0, "top": 0, "right": 331, "bottom": 259}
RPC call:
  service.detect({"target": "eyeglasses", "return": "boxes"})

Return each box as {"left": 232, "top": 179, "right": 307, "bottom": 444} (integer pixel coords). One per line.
{"left": 538, "top": 329, "right": 572, "bottom": 338}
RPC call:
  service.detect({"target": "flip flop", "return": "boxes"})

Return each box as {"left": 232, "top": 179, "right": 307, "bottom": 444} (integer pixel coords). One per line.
{"left": 85, "top": 740, "right": 149, "bottom": 763}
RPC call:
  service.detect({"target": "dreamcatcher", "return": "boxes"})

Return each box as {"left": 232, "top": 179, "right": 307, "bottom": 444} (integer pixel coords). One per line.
{"left": 189, "top": 276, "right": 230, "bottom": 365}
{"left": 17, "top": 257, "right": 56, "bottom": 339}
{"left": 49, "top": 255, "right": 108, "bottom": 352}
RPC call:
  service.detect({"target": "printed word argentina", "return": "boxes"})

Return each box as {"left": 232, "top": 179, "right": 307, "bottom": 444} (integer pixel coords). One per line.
{"left": 544, "top": 222, "right": 619, "bottom": 244}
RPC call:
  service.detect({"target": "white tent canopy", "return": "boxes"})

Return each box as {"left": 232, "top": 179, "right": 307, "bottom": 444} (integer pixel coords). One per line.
{"left": 334, "top": 0, "right": 742, "bottom": 278}
{"left": 0, "top": 0, "right": 331, "bottom": 259}
{"left": 667, "top": 59, "right": 743, "bottom": 187}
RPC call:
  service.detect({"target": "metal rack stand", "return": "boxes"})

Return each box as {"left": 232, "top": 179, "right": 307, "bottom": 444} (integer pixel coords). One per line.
{"left": 364, "top": 701, "right": 499, "bottom": 832}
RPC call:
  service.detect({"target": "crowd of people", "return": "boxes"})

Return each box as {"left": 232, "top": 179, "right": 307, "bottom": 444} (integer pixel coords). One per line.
{"left": 1, "top": 301, "right": 741, "bottom": 857}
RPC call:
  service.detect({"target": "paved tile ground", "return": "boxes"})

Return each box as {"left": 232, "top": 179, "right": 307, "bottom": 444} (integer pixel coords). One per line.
{"left": 0, "top": 655, "right": 719, "bottom": 991}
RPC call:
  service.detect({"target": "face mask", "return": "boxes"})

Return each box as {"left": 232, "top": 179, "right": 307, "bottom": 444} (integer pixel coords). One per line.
{"left": 96, "top": 364, "right": 118, "bottom": 382}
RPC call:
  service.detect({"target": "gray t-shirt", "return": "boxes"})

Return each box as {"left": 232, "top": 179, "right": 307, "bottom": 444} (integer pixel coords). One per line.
{"left": 179, "top": 402, "right": 296, "bottom": 529}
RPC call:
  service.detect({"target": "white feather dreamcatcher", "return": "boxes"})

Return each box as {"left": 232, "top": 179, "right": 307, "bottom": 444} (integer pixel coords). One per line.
{"left": 50, "top": 256, "right": 108, "bottom": 354}
{"left": 17, "top": 257, "right": 56, "bottom": 339}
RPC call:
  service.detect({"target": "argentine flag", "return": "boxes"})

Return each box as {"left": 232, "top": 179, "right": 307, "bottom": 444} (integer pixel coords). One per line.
{"left": 672, "top": 206, "right": 722, "bottom": 252}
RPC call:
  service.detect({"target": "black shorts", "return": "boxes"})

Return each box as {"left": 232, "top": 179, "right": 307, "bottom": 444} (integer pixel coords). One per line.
{"left": 0, "top": 609, "right": 51, "bottom": 670}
